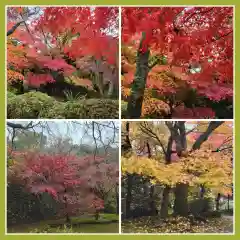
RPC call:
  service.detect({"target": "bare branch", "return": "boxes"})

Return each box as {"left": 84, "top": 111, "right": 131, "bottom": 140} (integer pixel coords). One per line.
{"left": 7, "top": 21, "right": 24, "bottom": 36}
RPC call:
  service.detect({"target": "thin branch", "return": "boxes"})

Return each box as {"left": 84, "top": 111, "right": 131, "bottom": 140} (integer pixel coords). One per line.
{"left": 139, "top": 122, "right": 167, "bottom": 157}
{"left": 212, "top": 146, "right": 232, "bottom": 152}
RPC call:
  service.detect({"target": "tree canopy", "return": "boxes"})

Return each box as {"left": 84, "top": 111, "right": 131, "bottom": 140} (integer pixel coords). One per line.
{"left": 121, "top": 7, "right": 233, "bottom": 118}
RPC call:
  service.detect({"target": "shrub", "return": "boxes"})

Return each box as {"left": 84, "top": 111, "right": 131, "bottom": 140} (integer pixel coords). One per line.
{"left": 7, "top": 92, "right": 119, "bottom": 119}
{"left": 121, "top": 101, "right": 128, "bottom": 118}
{"left": 7, "top": 91, "right": 16, "bottom": 99}
{"left": 7, "top": 92, "right": 56, "bottom": 119}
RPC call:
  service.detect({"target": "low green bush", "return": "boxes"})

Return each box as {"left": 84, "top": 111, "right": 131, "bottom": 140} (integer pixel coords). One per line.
{"left": 121, "top": 101, "right": 128, "bottom": 118}
{"left": 7, "top": 91, "right": 16, "bottom": 99}
{"left": 7, "top": 92, "right": 119, "bottom": 119}
{"left": 7, "top": 92, "right": 55, "bottom": 119}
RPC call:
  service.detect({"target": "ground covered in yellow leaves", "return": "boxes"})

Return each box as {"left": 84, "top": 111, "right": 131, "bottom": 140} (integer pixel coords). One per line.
{"left": 121, "top": 215, "right": 233, "bottom": 233}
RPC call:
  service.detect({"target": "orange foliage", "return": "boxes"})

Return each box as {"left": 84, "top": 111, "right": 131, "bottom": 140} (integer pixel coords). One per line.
{"left": 7, "top": 69, "right": 24, "bottom": 83}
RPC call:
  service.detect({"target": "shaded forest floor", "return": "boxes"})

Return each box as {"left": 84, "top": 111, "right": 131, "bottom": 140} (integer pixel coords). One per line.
{"left": 121, "top": 215, "right": 233, "bottom": 233}
{"left": 8, "top": 213, "right": 119, "bottom": 233}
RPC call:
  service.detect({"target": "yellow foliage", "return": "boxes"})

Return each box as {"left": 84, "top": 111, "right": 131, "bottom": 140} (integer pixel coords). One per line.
{"left": 121, "top": 86, "right": 131, "bottom": 98}
{"left": 7, "top": 69, "right": 24, "bottom": 83}
{"left": 121, "top": 87, "right": 171, "bottom": 117}
{"left": 66, "top": 76, "right": 93, "bottom": 89}
{"left": 122, "top": 149, "right": 232, "bottom": 196}
{"left": 141, "top": 89, "right": 171, "bottom": 117}
{"left": 121, "top": 45, "right": 137, "bottom": 64}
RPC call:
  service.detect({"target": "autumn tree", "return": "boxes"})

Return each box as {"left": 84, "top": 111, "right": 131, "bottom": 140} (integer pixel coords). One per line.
{"left": 122, "top": 7, "right": 233, "bottom": 118}
{"left": 7, "top": 7, "right": 119, "bottom": 98}
{"left": 8, "top": 151, "right": 119, "bottom": 223}
{"left": 121, "top": 121, "right": 233, "bottom": 219}
{"left": 7, "top": 121, "right": 120, "bottom": 226}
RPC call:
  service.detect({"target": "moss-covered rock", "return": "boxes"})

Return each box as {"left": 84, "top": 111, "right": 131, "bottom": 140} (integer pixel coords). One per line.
{"left": 7, "top": 92, "right": 119, "bottom": 119}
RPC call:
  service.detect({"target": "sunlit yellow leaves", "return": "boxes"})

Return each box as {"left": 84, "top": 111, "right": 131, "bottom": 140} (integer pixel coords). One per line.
{"left": 122, "top": 149, "right": 232, "bottom": 196}
{"left": 141, "top": 89, "right": 171, "bottom": 117}
{"left": 122, "top": 215, "right": 233, "bottom": 233}
{"left": 121, "top": 45, "right": 137, "bottom": 64}
{"left": 66, "top": 76, "right": 93, "bottom": 89}
{"left": 121, "top": 86, "right": 131, "bottom": 98}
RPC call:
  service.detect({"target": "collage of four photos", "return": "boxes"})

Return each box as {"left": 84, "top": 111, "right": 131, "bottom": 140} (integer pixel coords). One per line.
{"left": 6, "top": 6, "right": 234, "bottom": 234}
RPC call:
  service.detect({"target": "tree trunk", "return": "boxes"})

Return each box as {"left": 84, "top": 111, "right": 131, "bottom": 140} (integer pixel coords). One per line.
{"left": 115, "top": 185, "right": 119, "bottom": 214}
{"left": 127, "top": 33, "right": 150, "bottom": 118}
{"left": 95, "top": 211, "right": 100, "bottom": 220}
{"left": 192, "top": 121, "right": 224, "bottom": 150}
{"left": 227, "top": 194, "right": 230, "bottom": 211}
{"left": 216, "top": 193, "right": 221, "bottom": 211}
{"left": 174, "top": 183, "right": 189, "bottom": 216}
{"left": 200, "top": 184, "right": 205, "bottom": 199}
{"left": 64, "top": 187, "right": 71, "bottom": 224}
{"left": 66, "top": 213, "right": 71, "bottom": 224}
{"left": 122, "top": 122, "right": 133, "bottom": 219}
{"left": 126, "top": 174, "right": 133, "bottom": 218}
{"left": 160, "top": 185, "right": 171, "bottom": 219}
{"left": 146, "top": 142, "right": 157, "bottom": 216}
{"left": 149, "top": 185, "right": 157, "bottom": 216}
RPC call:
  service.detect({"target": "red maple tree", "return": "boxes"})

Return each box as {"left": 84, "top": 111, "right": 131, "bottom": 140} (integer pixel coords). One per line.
{"left": 122, "top": 7, "right": 233, "bottom": 118}
{"left": 8, "top": 151, "right": 118, "bottom": 222}
{"left": 7, "top": 7, "right": 119, "bottom": 91}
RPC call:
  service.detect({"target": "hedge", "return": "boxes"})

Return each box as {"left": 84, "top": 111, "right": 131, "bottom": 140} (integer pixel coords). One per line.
{"left": 7, "top": 92, "right": 119, "bottom": 119}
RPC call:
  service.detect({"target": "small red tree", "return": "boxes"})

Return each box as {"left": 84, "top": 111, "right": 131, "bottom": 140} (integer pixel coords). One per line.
{"left": 8, "top": 151, "right": 118, "bottom": 222}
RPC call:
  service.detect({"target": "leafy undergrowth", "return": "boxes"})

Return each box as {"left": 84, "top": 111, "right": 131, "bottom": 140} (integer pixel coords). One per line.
{"left": 121, "top": 215, "right": 233, "bottom": 233}
{"left": 7, "top": 92, "right": 119, "bottom": 119}
{"left": 8, "top": 214, "right": 119, "bottom": 233}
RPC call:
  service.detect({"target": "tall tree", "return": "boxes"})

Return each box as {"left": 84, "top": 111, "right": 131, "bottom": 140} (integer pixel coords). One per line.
{"left": 122, "top": 121, "right": 232, "bottom": 218}
{"left": 122, "top": 7, "right": 233, "bottom": 118}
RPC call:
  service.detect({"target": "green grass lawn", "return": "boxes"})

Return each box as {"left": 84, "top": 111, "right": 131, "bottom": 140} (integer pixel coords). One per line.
{"left": 8, "top": 213, "right": 119, "bottom": 233}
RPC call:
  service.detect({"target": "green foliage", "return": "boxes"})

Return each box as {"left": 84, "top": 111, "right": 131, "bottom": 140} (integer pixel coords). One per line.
{"left": 121, "top": 101, "right": 128, "bottom": 118}
{"left": 7, "top": 92, "right": 119, "bottom": 119}
{"left": 64, "top": 99, "right": 119, "bottom": 119}
{"left": 7, "top": 92, "right": 55, "bottom": 119}
{"left": 63, "top": 89, "right": 87, "bottom": 102}
{"left": 104, "top": 199, "right": 117, "bottom": 214}
{"left": 7, "top": 130, "right": 47, "bottom": 151}
{"left": 7, "top": 91, "right": 16, "bottom": 99}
